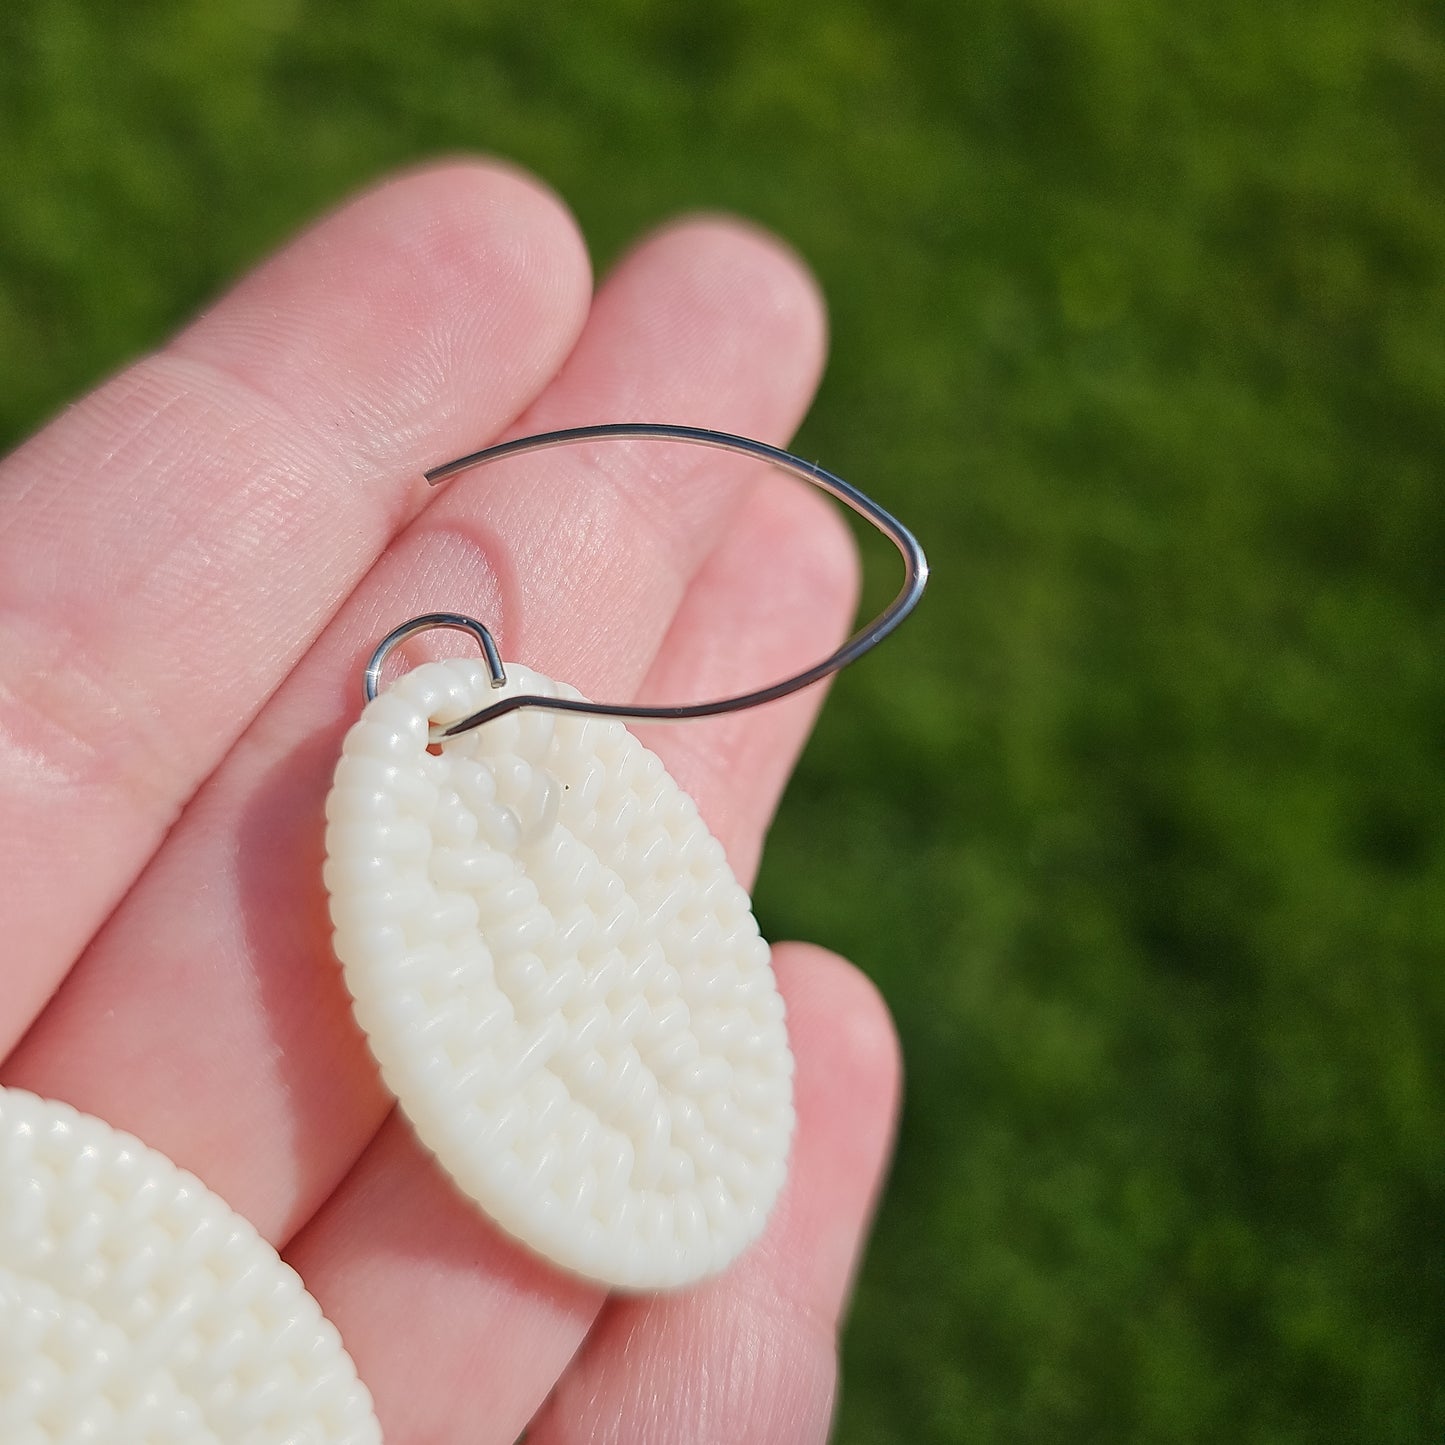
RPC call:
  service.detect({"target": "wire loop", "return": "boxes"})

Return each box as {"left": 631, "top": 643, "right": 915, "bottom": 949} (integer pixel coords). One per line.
{"left": 363, "top": 423, "right": 928, "bottom": 736}
{"left": 364, "top": 613, "right": 507, "bottom": 704}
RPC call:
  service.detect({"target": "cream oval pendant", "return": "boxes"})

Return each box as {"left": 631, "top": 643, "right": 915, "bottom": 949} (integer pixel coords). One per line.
{"left": 323, "top": 657, "right": 795, "bottom": 1290}
{"left": 0, "top": 1086, "right": 380, "bottom": 1444}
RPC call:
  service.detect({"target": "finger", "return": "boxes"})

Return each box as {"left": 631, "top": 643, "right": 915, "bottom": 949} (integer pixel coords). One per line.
{"left": 631, "top": 470, "right": 858, "bottom": 887}
{"left": 3, "top": 220, "right": 830, "bottom": 1250}
{"left": 526, "top": 945, "right": 901, "bottom": 1445}
{"left": 427, "top": 215, "right": 831, "bottom": 700}
{"left": 284, "top": 1113, "right": 606, "bottom": 1445}
{"left": 0, "top": 161, "right": 592, "bottom": 1051}
{"left": 267, "top": 476, "right": 859, "bottom": 1445}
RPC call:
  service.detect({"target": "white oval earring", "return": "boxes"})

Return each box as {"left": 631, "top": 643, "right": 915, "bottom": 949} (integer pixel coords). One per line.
{"left": 322, "top": 424, "right": 927, "bottom": 1291}
{"left": 0, "top": 1086, "right": 381, "bottom": 1443}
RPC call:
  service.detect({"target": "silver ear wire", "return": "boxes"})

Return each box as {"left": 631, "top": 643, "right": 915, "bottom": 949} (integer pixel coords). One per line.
{"left": 368, "top": 423, "right": 928, "bottom": 735}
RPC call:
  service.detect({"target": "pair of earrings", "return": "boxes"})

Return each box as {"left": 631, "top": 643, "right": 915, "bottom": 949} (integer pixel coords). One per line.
{"left": 2, "top": 425, "right": 926, "bottom": 1442}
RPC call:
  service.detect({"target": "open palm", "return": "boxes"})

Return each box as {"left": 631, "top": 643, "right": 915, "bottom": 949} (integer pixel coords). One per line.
{"left": 0, "top": 162, "right": 900, "bottom": 1444}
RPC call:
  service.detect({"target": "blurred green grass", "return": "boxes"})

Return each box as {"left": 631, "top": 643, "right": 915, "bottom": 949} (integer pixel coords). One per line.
{"left": 2, "top": 1, "right": 1442, "bottom": 1439}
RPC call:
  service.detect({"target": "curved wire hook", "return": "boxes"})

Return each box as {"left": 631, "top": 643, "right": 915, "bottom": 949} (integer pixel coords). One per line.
{"left": 364, "top": 612, "right": 507, "bottom": 702}
{"left": 364, "top": 423, "right": 928, "bottom": 736}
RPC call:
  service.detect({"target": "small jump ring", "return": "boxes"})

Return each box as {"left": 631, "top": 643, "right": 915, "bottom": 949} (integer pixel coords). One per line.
{"left": 363, "top": 613, "right": 507, "bottom": 704}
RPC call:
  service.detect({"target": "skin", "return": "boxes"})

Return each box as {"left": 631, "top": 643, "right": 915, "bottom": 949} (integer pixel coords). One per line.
{"left": 0, "top": 161, "right": 902, "bottom": 1445}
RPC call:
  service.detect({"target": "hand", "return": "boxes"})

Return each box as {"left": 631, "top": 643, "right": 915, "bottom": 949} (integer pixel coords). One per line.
{"left": 0, "top": 162, "right": 900, "bottom": 1443}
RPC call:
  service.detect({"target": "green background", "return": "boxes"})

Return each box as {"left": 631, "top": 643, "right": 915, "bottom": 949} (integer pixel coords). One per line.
{"left": 3, "top": 2, "right": 1441, "bottom": 1439}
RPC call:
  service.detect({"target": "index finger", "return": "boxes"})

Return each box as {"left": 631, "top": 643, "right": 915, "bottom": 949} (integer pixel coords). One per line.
{"left": 0, "top": 162, "right": 591, "bottom": 1052}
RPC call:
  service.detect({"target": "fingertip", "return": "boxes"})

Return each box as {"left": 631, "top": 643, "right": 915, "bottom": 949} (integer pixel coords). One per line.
{"left": 602, "top": 215, "right": 830, "bottom": 435}
{"left": 370, "top": 156, "right": 595, "bottom": 316}
{"left": 777, "top": 941, "right": 904, "bottom": 1147}
{"left": 171, "top": 157, "right": 594, "bottom": 442}
{"left": 650, "top": 211, "right": 828, "bottom": 349}
{"left": 283, "top": 156, "right": 593, "bottom": 296}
